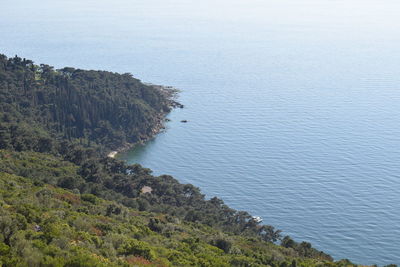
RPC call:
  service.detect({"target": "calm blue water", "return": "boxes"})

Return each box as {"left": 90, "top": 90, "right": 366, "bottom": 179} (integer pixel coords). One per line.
{"left": 2, "top": 0, "right": 400, "bottom": 264}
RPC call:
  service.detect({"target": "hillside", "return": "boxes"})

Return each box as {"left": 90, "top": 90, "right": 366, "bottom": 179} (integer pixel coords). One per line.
{"left": 0, "top": 54, "right": 387, "bottom": 266}
{"left": 0, "top": 54, "right": 174, "bottom": 152}
{"left": 0, "top": 163, "right": 358, "bottom": 266}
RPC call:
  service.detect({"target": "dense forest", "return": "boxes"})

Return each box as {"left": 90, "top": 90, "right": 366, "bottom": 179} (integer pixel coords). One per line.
{"left": 0, "top": 54, "right": 394, "bottom": 266}
{"left": 0, "top": 54, "right": 173, "bottom": 151}
{"left": 0, "top": 166, "right": 357, "bottom": 267}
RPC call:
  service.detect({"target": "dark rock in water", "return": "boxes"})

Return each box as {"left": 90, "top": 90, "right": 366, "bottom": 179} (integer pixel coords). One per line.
{"left": 170, "top": 101, "right": 184, "bottom": 109}
{"left": 180, "top": 120, "right": 188, "bottom": 123}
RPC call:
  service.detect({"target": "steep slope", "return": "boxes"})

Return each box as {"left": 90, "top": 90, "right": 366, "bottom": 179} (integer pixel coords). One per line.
{"left": 0, "top": 54, "right": 172, "bottom": 151}
{"left": 0, "top": 167, "right": 356, "bottom": 267}
{"left": 0, "top": 54, "right": 380, "bottom": 266}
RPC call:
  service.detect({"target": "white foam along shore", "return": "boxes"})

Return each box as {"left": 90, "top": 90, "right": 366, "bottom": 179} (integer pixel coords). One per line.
{"left": 106, "top": 83, "right": 182, "bottom": 159}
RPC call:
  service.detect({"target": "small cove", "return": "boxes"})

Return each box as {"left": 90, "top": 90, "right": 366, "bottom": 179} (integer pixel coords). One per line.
{"left": 2, "top": 0, "right": 400, "bottom": 264}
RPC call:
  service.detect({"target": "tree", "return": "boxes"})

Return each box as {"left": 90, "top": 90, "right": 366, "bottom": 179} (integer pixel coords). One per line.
{"left": 281, "top": 236, "right": 296, "bottom": 248}
{"left": 258, "top": 225, "right": 282, "bottom": 243}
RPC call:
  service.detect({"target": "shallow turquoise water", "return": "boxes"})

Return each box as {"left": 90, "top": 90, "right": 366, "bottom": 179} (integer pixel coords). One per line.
{"left": 2, "top": 0, "right": 400, "bottom": 264}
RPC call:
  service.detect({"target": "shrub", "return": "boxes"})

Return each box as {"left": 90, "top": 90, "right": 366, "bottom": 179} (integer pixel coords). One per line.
{"left": 211, "top": 238, "right": 232, "bottom": 253}
{"left": 81, "top": 194, "right": 98, "bottom": 204}
{"left": 118, "top": 239, "right": 155, "bottom": 260}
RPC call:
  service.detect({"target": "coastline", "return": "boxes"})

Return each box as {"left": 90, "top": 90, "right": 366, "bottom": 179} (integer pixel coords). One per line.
{"left": 107, "top": 83, "right": 182, "bottom": 158}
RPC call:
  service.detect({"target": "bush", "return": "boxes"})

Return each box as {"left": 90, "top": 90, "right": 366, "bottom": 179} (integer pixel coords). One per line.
{"left": 211, "top": 238, "right": 232, "bottom": 253}
{"left": 81, "top": 194, "right": 98, "bottom": 204}
{"left": 118, "top": 239, "right": 155, "bottom": 260}
{"left": 0, "top": 242, "right": 10, "bottom": 255}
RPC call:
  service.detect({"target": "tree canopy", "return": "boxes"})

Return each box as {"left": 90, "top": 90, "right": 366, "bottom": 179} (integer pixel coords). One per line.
{"left": 0, "top": 54, "right": 387, "bottom": 266}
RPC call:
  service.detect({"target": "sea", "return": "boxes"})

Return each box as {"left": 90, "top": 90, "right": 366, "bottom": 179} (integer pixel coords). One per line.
{"left": 1, "top": 0, "right": 400, "bottom": 264}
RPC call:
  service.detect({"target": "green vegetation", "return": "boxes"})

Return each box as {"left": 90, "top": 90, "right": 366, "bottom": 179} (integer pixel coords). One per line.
{"left": 0, "top": 167, "right": 353, "bottom": 266}
{"left": 0, "top": 54, "right": 391, "bottom": 266}
{"left": 0, "top": 54, "right": 171, "bottom": 151}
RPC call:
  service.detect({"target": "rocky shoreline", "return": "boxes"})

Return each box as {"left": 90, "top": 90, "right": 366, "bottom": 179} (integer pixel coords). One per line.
{"left": 107, "top": 83, "right": 182, "bottom": 158}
